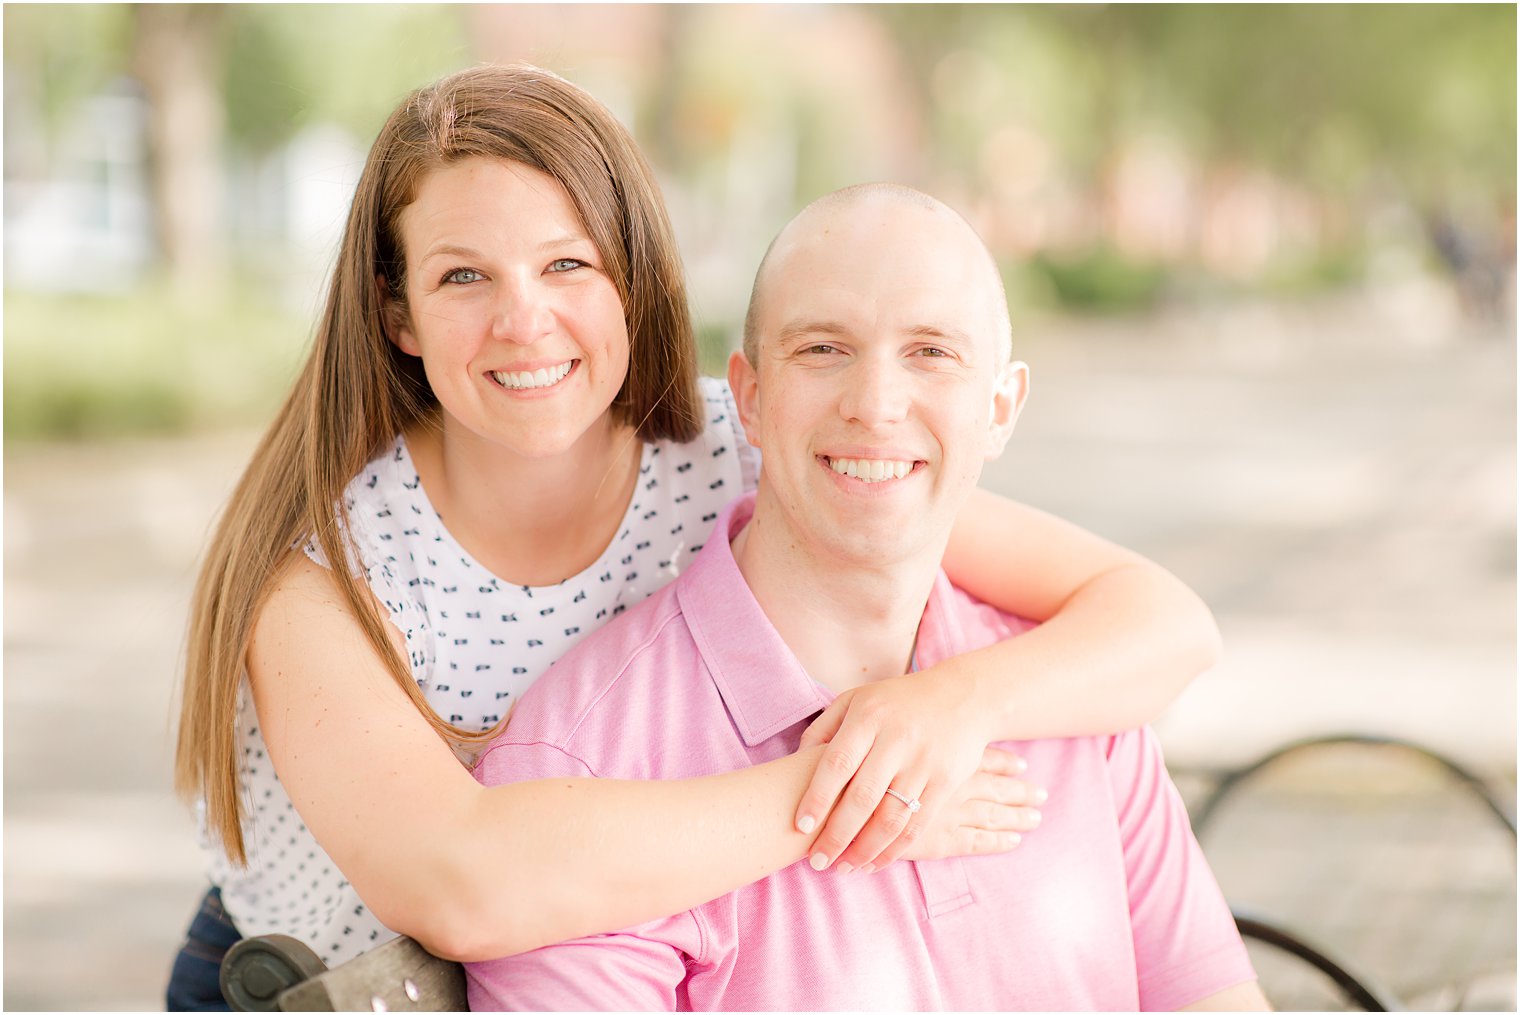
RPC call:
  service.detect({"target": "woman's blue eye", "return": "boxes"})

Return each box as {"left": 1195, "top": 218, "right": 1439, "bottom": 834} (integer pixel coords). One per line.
{"left": 442, "top": 268, "right": 484, "bottom": 285}
{"left": 548, "top": 259, "right": 585, "bottom": 273}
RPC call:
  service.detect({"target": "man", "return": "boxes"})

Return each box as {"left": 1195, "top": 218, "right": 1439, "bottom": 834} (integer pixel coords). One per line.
{"left": 466, "top": 185, "right": 1267, "bottom": 1011}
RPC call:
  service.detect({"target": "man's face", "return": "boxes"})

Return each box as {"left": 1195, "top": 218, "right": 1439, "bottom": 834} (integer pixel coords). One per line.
{"left": 731, "top": 199, "right": 1027, "bottom": 569}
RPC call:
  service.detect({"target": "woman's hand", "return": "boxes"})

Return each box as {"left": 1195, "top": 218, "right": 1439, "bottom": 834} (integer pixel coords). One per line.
{"left": 794, "top": 663, "right": 1044, "bottom": 872}
{"left": 901, "top": 747, "right": 1045, "bottom": 865}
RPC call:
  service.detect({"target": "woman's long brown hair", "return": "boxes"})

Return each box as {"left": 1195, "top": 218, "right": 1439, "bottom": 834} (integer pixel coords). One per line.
{"left": 175, "top": 64, "right": 701, "bottom": 865}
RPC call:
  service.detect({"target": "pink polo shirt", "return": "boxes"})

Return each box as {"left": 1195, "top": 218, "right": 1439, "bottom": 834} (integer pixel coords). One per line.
{"left": 469, "top": 494, "right": 1256, "bottom": 1011}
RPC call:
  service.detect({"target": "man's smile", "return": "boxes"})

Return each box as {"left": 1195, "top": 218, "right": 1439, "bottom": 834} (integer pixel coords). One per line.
{"left": 819, "top": 455, "right": 925, "bottom": 484}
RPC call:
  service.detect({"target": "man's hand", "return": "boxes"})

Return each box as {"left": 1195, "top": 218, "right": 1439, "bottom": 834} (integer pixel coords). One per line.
{"left": 793, "top": 667, "right": 1044, "bottom": 872}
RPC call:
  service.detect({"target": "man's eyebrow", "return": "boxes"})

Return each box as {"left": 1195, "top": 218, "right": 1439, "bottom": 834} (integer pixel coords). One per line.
{"left": 903, "top": 323, "right": 973, "bottom": 345}
{"left": 777, "top": 320, "right": 977, "bottom": 347}
{"left": 777, "top": 320, "right": 850, "bottom": 343}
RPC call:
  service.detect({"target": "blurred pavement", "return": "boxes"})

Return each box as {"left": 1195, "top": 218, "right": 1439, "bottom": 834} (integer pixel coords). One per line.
{"left": 4, "top": 285, "right": 1514, "bottom": 1010}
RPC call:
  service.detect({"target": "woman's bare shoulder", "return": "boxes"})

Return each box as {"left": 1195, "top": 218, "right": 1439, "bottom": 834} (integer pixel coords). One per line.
{"left": 250, "top": 550, "right": 405, "bottom": 682}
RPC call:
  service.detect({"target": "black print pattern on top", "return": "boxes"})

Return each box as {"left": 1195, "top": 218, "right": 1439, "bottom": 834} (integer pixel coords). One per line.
{"left": 208, "top": 377, "right": 761, "bottom": 965}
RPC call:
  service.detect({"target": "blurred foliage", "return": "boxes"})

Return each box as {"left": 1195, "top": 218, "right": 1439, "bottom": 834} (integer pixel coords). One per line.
{"left": 220, "top": 5, "right": 470, "bottom": 153}
{"left": 3, "top": 5, "right": 134, "bottom": 123}
{"left": 882, "top": 4, "right": 1515, "bottom": 199}
{"left": 5, "top": 5, "right": 471, "bottom": 151}
{"left": 1031, "top": 248, "right": 1171, "bottom": 314}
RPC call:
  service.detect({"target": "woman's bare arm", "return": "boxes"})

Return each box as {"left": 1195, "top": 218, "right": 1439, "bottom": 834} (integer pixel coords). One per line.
{"left": 249, "top": 553, "right": 1022, "bottom": 962}
{"left": 937, "top": 488, "right": 1220, "bottom": 737}
{"left": 794, "top": 487, "right": 1220, "bottom": 870}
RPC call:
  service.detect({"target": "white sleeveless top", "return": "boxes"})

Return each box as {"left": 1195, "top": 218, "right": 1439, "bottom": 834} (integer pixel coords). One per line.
{"left": 207, "top": 376, "right": 761, "bottom": 965}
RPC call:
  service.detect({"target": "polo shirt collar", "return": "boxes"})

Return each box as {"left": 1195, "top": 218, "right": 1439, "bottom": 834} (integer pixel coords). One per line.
{"left": 676, "top": 494, "right": 974, "bottom": 747}
{"left": 676, "top": 495, "right": 834, "bottom": 746}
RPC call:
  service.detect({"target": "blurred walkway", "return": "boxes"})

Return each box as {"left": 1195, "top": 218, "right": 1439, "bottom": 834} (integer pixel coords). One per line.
{"left": 5, "top": 287, "right": 1514, "bottom": 1009}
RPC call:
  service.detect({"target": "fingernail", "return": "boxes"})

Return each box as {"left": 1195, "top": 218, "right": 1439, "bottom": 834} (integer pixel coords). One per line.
{"left": 858, "top": 863, "right": 875, "bottom": 874}
{"left": 797, "top": 815, "right": 816, "bottom": 835}
{"left": 1033, "top": 787, "right": 1048, "bottom": 805}
{"left": 1014, "top": 757, "right": 1028, "bottom": 772}
{"left": 1008, "top": 832, "right": 1023, "bottom": 848}
{"left": 836, "top": 861, "right": 854, "bottom": 875}
{"left": 1027, "top": 809, "right": 1042, "bottom": 827}
{"left": 809, "top": 852, "right": 829, "bottom": 871}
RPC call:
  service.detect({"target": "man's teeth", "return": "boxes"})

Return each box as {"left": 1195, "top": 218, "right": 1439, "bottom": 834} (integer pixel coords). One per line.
{"left": 828, "top": 457, "right": 914, "bottom": 483}
{"left": 492, "top": 361, "right": 573, "bottom": 390}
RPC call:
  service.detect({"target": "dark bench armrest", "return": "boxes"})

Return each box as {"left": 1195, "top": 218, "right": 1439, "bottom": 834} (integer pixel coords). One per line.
{"left": 222, "top": 933, "right": 466, "bottom": 1012}
{"left": 1234, "top": 908, "right": 1403, "bottom": 1011}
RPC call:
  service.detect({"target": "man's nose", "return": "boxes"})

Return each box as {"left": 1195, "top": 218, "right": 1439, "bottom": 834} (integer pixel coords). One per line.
{"left": 839, "top": 355, "right": 909, "bottom": 426}
{"left": 490, "top": 276, "right": 554, "bottom": 345}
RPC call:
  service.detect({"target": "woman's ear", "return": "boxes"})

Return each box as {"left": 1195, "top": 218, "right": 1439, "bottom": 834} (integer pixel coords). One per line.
{"left": 985, "top": 360, "right": 1029, "bottom": 460}
{"left": 376, "top": 274, "right": 420, "bottom": 356}
{"left": 727, "top": 349, "right": 762, "bottom": 450}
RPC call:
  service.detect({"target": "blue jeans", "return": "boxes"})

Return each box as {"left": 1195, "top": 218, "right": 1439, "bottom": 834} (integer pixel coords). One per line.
{"left": 166, "top": 886, "right": 242, "bottom": 1011}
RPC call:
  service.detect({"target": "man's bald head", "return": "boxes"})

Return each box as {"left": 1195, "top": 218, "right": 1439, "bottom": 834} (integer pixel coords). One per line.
{"left": 742, "top": 183, "right": 1012, "bottom": 365}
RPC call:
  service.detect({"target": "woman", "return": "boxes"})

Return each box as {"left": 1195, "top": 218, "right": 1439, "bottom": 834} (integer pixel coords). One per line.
{"left": 169, "top": 64, "right": 1220, "bottom": 1009}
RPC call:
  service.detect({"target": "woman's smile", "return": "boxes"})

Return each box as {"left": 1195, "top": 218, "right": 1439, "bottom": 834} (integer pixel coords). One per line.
{"left": 490, "top": 359, "right": 577, "bottom": 392}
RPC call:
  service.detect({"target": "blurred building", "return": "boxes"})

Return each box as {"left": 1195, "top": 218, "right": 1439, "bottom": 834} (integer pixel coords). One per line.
{"left": 4, "top": 80, "right": 154, "bottom": 294}
{"left": 4, "top": 78, "right": 364, "bottom": 312}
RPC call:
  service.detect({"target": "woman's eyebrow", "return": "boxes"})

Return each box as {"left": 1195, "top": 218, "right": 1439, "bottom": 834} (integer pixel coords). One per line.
{"left": 536, "top": 233, "right": 594, "bottom": 252}
{"left": 418, "top": 243, "right": 485, "bottom": 262}
{"left": 417, "top": 235, "right": 593, "bottom": 262}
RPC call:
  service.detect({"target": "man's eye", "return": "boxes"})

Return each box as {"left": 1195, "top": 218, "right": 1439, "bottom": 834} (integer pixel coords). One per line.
{"left": 917, "top": 346, "right": 950, "bottom": 358}
{"left": 802, "top": 344, "right": 840, "bottom": 355}
{"left": 441, "top": 268, "right": 484, "bottom": 285}
{"left": 548, "top": 258, "right": 586, "bottom": 273}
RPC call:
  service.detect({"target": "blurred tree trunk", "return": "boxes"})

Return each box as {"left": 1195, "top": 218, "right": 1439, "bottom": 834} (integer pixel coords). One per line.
{"left": 132, "top": 3, "right": 228, "bottom": 304}
{"left": 641, "top": 4, "right": 695, "bottom": 171}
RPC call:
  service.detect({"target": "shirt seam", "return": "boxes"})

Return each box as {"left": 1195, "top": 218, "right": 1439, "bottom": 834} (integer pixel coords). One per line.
{"left": 561, "top": 601, "right": 693, "bottom": 748}
{"left": 476, "top": 739, "right": 603, "bottom": 779}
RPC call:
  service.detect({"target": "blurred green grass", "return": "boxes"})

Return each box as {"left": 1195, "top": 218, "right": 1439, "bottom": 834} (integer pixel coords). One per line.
{"left": 4, "top": 284, "right": 310, "bottom": 440}
{"left": 1025, "top": 244, "right": 1370, "bottom": 315}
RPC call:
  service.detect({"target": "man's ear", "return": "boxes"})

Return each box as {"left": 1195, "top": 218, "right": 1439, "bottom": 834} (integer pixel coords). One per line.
{"left": 985, "top": 360, "right": 1029, "bottom": 460}
{"left": 727, "top": 349, "right": 762, "bottom": 449}
{"left": 377, "top": 274, "right": 420, "bottom": 356}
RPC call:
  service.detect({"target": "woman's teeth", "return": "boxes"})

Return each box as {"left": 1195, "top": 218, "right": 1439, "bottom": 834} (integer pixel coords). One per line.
{"left": 829, "top": 457, "right": 914, "bottom": 483}
{"left": 492, "top": 361, "right": 573, "bottom": 390}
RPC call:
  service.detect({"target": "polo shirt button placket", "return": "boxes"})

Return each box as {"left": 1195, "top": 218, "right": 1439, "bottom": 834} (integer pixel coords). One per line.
{"left": 914, "top": 858, "right": 975, "bottom": 919}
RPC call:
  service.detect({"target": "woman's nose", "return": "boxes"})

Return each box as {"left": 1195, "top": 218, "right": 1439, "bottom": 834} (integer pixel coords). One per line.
{"left": 491, "top": 277, "right": 554, "bottom": 345}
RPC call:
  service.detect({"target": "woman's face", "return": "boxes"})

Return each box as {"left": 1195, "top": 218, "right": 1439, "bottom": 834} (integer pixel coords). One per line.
{"left": 391, "top": 157, "right": 631, "bottom": 459}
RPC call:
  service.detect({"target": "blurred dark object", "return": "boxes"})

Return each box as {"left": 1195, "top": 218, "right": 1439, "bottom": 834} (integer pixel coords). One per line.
{"left": 1426, "top": 209, "right": 1517, "bottom": 324}
{"left": 222, "top": 933, "right": 463, "bottom": 1012}
{"left": 1234, "top": 910, "right": 1401, "bottom": 1011}
{"left": 1195, "top": 735, "right": 1517, "bottom": 1011}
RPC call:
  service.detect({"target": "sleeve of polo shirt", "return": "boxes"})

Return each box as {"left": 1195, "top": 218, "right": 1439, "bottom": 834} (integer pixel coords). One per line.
{"left": 466, "top": 740, "right": 706, "bottom": 1013}
{"left": 1107, "top": 727, "right": 1259, "bottom": 1011}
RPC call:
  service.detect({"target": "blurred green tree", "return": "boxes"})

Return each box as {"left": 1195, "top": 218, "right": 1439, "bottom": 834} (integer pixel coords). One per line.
{"left": 875, "top": 4, "right": 1513, "bottom": 310}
